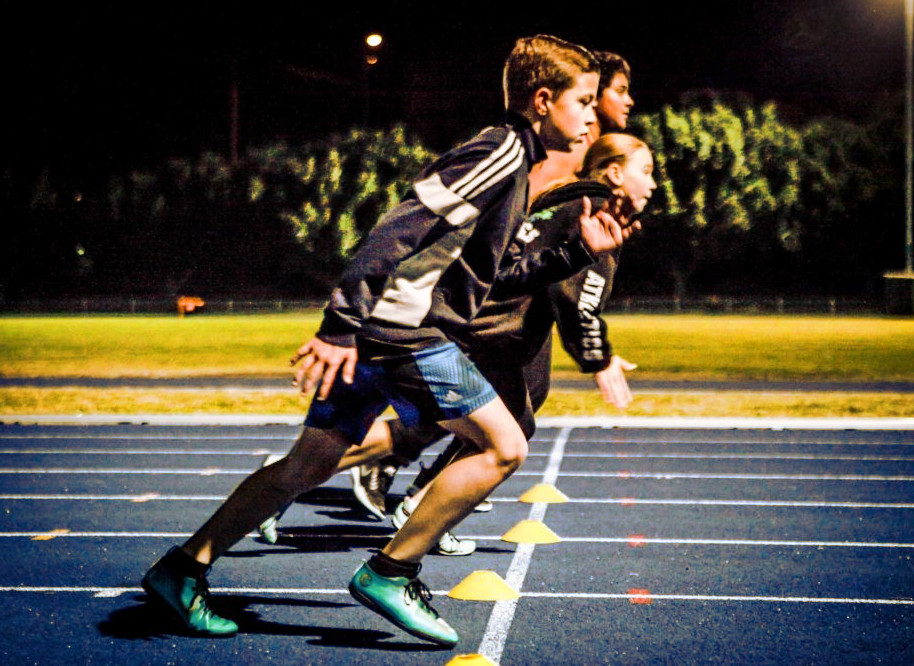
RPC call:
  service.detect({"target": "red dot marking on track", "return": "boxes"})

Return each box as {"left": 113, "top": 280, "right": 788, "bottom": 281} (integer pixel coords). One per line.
{"left": 627, "top": 534, "right": 647, "bottom": 547}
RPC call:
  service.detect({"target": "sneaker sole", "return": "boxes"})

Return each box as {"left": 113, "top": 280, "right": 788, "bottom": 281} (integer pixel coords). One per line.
{"left": 348, "top": 581, "right": 457, "bottom": 647}
{"left": 350, "top": 469, "right": 386, "bottom": 521}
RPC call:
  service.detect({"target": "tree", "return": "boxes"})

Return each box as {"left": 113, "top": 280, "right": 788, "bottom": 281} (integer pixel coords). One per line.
{"left": 627, "top": 95, "right": 803, "bottom": 298}
{"left": 792, "top": 105, "right": 900, "bottom": 295}
{"left": 249, "top": 125, "right": 436, "bottom": 293}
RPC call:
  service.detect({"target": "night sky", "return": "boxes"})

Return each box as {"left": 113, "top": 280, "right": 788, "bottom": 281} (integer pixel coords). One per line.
{"left": 3, "top": 0, "right": 907, "bottom": 177}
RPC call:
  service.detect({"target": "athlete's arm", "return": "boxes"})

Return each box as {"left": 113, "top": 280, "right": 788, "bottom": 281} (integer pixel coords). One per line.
{"left": 594, "top": 355, "right": 637, "bottom": 408}
{"left": 290, "top": 336, "right": 357, "bottom": 401}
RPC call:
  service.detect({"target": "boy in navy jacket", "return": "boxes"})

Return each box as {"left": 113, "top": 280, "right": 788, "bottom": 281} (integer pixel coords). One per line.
{"left": 142, "top": 35, "right": 634, "bottom": 647}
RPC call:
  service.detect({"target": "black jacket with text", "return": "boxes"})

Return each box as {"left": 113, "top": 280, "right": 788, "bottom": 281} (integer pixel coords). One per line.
{"left": 315, "top": 114, "right": 595, "bottom": 358}
{"left": 455, "top": 179, "right": 620, "bottom": 374}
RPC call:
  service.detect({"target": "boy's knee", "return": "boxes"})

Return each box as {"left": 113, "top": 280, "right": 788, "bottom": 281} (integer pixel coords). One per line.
{"left": 274, "top": 427, "right": 348, "bottom": 489}
{"left": 491, "top": 433, "right": 528, "bottom": 476}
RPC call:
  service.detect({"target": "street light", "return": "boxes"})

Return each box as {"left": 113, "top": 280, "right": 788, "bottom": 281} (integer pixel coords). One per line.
{"left": 885, "top": 0, "right": 914, "bottom": 313}
{"left": 363, "top": 33, "right": 384, "bottom": 125}
{"left": 904, "top": 0, "right": 913, "bottom": 273}
{"left": 365, "top": 33, "right": 383, "bottom": 65}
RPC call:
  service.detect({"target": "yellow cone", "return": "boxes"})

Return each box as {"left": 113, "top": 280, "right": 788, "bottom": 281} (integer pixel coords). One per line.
{"left": 501, "top": 519, "right": 561, "bottom": 544}
{"left": 446, "top": 655, "right": 497, "bottom": 666}
{"left": 447, "top": 570, "right": 519, "bottom": 600}
{"left": 518, "top": 483, "right": 569, "bottom": 504}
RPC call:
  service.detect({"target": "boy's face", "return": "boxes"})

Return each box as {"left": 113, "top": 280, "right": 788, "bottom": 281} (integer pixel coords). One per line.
{"left": 538, "top": 71, "right": 599, "bottom": 152}
{"left": 597, "top": 72, "right": 634, "bottom": 130}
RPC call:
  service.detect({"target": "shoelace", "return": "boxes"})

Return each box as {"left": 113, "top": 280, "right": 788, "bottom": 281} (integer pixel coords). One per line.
{"left": 438, "top": 532, "right": 460, "bottom": 550}
{"left": 367, "top": 468, "right": 380, "bottom": 492}
{"left": 189, "top": 577, "right": 218, "bottom": 621}
{"left": 367, "top": 466, "right": 396, "bottom": 494}
{"left": 379, "top": 466, "right": 397, "bottom": 493}
{"left": 405, "top": 579, "right": 438, "bottom": 617}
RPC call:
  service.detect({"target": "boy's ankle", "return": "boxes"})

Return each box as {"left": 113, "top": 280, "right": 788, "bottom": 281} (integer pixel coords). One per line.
{"left": 367, "top": 552, "right": 421, "bottom": 580}
{"left": 162, "top": 546, "right": 209, "bottom": 579}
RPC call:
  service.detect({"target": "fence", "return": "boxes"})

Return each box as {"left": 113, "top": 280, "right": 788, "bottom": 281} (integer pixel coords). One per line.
{"left": 0, "top": 295, "right": 887, "bottom": 316}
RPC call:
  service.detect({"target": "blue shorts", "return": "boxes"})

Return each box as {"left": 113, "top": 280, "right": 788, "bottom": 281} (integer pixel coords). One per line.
{"left": 304, "top": 342, "right": 498, "bottom": 444}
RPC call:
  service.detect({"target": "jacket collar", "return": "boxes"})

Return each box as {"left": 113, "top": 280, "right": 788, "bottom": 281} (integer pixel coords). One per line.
{"left": 506, "top": 111, "right": 547, "bottom": 166}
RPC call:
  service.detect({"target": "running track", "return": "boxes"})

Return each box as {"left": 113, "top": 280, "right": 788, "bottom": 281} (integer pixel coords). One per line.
{"left": 1, "top": 415, "right": 912, "bottom": 665}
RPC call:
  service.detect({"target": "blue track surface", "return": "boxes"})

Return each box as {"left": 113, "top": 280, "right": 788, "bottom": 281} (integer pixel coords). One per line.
{"left": 1, "top": 420, "right": 912, "bottom": 664}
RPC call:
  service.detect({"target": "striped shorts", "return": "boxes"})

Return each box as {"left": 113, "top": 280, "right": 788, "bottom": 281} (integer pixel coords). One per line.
{"left": 304, "top": 342, "right": 498, "bottom": 444}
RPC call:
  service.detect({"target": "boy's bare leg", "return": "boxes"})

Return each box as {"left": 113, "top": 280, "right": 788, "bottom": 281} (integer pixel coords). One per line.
{"left": 183, "top": 425, "right": 351, "bottom": 565}
{"left": 335, "top": 420, "right": 394, "bottom": 472}
{"left": 381, "top": 398, "right": 527, "bottom": 563}
{"left": 257, "top": 420, "right": 396, "bottom": 542}
{"left": 398, "top": 440, "right": 477, "bottom": 507}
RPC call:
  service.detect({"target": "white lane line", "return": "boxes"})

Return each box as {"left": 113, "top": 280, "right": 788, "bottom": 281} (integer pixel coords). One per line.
{"left": 520, "top": 592, "right": 914, "bottom": 605}
{"left": 0, "top": 434, "right": 298, "bottom": 441}
{"left": 0, "top": 469, "right": 254, "bottom": 474}
{"left": 2, "top": 494, "right": 913, "bottom": 509}
{"left": 1, "top": 532, "right": 194, "bottom": 538}
{"left": 0, "top": 586, "right": 910, "bottom": 605}
{"left": 571, "top": 498, "right": 914, "bottom": 508}
{"left": 0, "top": 449, "right": 283, "bottom": 456}
{"left": 0, "top": 494, "right": 230, "bottom": 501}
{"left": 1, "top": 532, "right": 912, "bottom": 548}
{"left": 511, "top": 471, "right": 914, "bottom": 481}
{"left": 557, "top": 537, "right": 914, "bottom": 548}
{"left": 556, "top": 451, "right": 914, "bottom": 462}
{"left": 3, "top": 468, "right": 913, "bottom": 483}
{"left": 4, "top": 450, "right": 914, "bottom": 463}
{"left": 477, "top": 426, "right": 570, "bottom": 664}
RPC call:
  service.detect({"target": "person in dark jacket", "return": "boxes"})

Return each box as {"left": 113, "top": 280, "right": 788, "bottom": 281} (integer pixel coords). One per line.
{"left": 140, "top": 35, "right": 635, "bottom": 647}
{"left": 343, "top": 51, "right": 640, "bottom": 536}
{"left": 380, "top": 132, "right": 656, "bottom": 538}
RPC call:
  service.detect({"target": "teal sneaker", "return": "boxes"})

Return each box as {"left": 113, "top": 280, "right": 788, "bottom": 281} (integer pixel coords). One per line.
{"left": 141, "top": 549, "right": 238, "bottom": 636}
{"left": 348, "top": 562, "right": 458, "bottom": 647}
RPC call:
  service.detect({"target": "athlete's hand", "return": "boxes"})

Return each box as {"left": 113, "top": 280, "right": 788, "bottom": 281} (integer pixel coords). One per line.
{"left": 594, "top": 355, "right": 637, "bottom": 408}
{"left": 290, "top": 337, "right": 357, "bottom": 400}
{"left": 578, "top": 196, "right": 641, "bottom": 254}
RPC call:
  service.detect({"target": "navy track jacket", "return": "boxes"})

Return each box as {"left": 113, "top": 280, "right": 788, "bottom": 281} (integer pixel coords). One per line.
{"left": 316, "top": 114, "right": 595, "bottom": 355}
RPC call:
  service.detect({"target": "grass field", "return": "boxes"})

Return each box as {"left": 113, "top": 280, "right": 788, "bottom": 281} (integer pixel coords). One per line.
{"left": 1, "top": 313, "right": 912, "bottom": 417}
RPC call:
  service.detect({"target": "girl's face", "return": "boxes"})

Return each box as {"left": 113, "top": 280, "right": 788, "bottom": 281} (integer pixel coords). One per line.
{"left": 599, "top": 146, "right": 656, "bottom": 213}
{"left": 597, "top": 72, "right": 634, "bottom": 130}
{"left": 538, "top": 71, "right": 599, "bottom": 152}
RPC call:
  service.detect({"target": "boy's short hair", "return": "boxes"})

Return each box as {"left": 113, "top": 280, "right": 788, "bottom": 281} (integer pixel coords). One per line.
{"left": 503, "top": 35, "right": 599, "bottom": 113}
{"left": 593, "top": 51, "right": 632, "bottom": 97}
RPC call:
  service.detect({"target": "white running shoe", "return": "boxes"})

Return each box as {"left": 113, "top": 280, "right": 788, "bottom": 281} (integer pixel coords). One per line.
{"left": 391, "top": 498, "right": 476, "bottom": 556}
{"left": 351, "top": 463, "right": 397, "bottom": 520}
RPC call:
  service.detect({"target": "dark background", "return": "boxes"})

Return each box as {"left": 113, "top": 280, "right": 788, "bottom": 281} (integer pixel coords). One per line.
{"left": 3, "top": 0, "right": 907, "bottom": 175}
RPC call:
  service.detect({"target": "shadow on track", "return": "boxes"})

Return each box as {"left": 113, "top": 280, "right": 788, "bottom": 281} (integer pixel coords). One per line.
{"left": 99, "top": 594, "right": 451, "bottom": 652}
